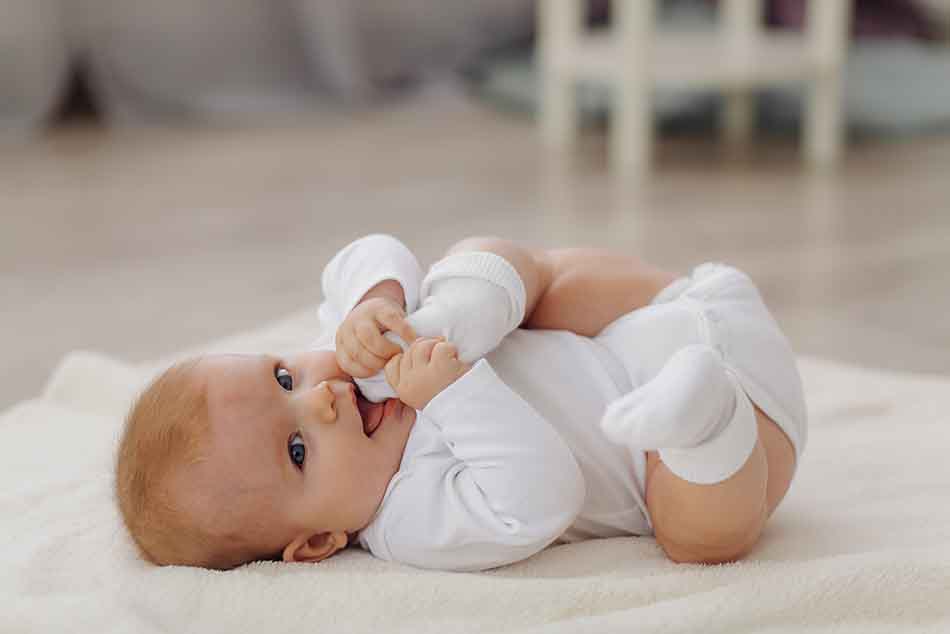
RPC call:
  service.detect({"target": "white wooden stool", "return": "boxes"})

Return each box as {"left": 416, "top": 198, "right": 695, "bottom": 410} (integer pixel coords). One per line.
{"left": 537, "top": 0, "right": 852, "bottom": 172}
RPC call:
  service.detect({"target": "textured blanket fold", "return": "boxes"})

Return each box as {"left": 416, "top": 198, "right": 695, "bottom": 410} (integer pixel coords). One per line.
{"left": 2, "top": 308, "right": 948, "bottom": 633}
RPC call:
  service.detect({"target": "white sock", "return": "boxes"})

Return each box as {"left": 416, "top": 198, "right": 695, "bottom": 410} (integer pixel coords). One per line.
{"left": 355, "top": 252, "right": 526, "bottom": 402}
{"left": 407, "top": 251, "right": 526, "bottom": 364}
{"left": 600, "top": 344, "right": 758, "bottom": 484}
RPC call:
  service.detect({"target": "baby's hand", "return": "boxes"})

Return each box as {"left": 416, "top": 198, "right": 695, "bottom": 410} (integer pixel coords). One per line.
{"left": 384, "top": 338, "right": 472, "bottom": 410}
{"left": 336, "top": 297, "right": 417, "bottom": 378}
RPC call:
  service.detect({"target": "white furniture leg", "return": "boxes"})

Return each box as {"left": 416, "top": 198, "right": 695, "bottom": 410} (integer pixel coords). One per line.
{"left": 611, "top": 0, "right": 654, "bottom": 173}
{"left": 723, "top": 92, "right": 756, "bottom": 148}
{"left": 539, "top": 0, "right": 583, "bottom": 150}
{"left": 721, "top": 0, "right": 762, "bottom": 147}
{"left": 535, "top": 0, "right": 851, "bottom": 170}
{"left": 805, "top": 0, "right": 851, "bottom": 166}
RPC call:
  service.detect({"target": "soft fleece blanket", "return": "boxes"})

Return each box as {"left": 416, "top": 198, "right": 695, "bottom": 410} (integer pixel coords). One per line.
{"left": 2, "top": 309, "right": 949, "bottom": 633}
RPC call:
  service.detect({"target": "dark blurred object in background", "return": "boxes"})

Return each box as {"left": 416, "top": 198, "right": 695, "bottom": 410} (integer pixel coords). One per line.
{"left": 55, "top": 65, "right": 102, "bottom": 123}
{"left": 581, "top": 0, "right": 947, "bottom": 38}
{"left": 2, "top": 0, "right": 949, "bottom": 135}
{"left": 767, "top": 0, "right": 941, "bottom": 40}
{"left": 1, "top": 0, "right": 536, "bottom": 134}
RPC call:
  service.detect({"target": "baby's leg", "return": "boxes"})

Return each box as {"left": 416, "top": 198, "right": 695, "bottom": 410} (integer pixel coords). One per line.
{"left": 597, "top": 264, "right": 804, "bottom": 563}
{"left": 610, "top": 347, "right": 795, "bottom": 563}
{"left": 440, "top": 237, "right": 678, "bottom": 339}
{"left": 644, "top": 405, "right": 795, "bottom": 563}
{"left": 411, "top": 237, "right": 676, "bottom": 362}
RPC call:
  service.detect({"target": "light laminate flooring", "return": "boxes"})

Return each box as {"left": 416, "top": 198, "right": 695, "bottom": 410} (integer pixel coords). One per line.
{"left": 2, "top": 92, "right": 948, "bottom": 410}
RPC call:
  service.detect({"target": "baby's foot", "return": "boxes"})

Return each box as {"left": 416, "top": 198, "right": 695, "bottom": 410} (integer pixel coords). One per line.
{"left": 600, "top": 344, "right": 736, "bottom": 450}
{"left": 601, "top": 344, "right": 759, "bottom": 484}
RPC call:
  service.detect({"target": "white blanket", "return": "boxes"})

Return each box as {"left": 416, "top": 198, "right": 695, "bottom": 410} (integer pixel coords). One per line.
{"left": 3, "top": 309, "right": 949, "bottom": 633}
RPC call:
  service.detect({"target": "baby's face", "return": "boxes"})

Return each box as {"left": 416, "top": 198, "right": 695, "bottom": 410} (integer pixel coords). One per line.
{"left": 183, "top": 350, "right": 415, "bottom": 560}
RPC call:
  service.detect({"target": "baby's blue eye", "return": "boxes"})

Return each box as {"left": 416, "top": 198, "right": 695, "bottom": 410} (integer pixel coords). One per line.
{"left": 288, "top": 432, "right": 306, "bottom": 469}
{"left": 276, "top": 367, "right": 293, "bottom": 391}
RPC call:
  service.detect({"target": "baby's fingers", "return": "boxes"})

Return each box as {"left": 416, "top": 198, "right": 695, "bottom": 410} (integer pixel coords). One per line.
{"left": 411, "top": 338, "right": 440, "bottom": 366}
{"left": 341, "top": 330, "right": 386, "bottom": 375}
{"left": 338, "top": 346, "right": 377, "bottom": 378}
{"left": 432, "top": 341, "right": 459, "bottom": 362}
{"left": 376, "top": 308, "right": 417, "bottom": 346}
{"left": 355, "top": 320, "right": 401, "bottom": 360}
{"left": 384, "top": 353, "right": 403, "bottom": 390}
{"left": 336, "top": 332, "right": 374, "bottom": 378}
{"left": 433, "top": 342, "right": 466, "bottom": 374}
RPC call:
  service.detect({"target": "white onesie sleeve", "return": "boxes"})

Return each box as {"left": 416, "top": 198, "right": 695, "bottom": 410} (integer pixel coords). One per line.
{"left": 317, "top": 234, "right": 423, "bottom": 333}
{"left": 315, "top": 234, "right": 423, "bottom": 400}
{"left": 358, "top": 359, "right": 587, "bottom": 572}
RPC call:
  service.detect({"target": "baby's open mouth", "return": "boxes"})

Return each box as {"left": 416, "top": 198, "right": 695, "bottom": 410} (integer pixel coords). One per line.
{"left": 355, "top": 386, "right": 387, "bottom": 437}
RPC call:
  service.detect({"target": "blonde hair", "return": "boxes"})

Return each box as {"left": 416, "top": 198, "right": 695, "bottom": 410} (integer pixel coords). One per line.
{"left": 116, "top": 357, "right": 286, "bottom": 570}
{"left": 115, "top": 358, "right": 224, "bottom": 567}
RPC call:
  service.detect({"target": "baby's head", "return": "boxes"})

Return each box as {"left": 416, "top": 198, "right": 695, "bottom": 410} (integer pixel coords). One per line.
{"left": 115, "top": 351, "right": 415, "bottom": 570}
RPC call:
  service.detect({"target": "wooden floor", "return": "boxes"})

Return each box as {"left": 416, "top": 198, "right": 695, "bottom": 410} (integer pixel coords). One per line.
{"left": 2, "top": 92, "right": 949, "bottom": 410}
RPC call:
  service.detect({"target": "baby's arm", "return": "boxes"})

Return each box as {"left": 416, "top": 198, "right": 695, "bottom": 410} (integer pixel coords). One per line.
{"left": 319, "top": 234, "right": 424, "bottom": 401}
{"left": 360, "top": 356, "right": 586, "bottom": 571}
{"left": 320, "top": 234, "right": 673, "bottom": 393}
{"left": 319, "top": 234, "right": 423, "bottom": 334}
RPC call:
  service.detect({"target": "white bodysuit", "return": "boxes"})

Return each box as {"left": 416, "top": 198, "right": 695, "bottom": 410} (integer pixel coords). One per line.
{"left": 317, "top": 235, "right": 807, "bottom": 572}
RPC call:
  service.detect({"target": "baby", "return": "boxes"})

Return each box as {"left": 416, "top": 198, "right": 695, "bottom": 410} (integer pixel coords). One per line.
{"left": 116, "top": 234, "right": 805, "bottom": 571}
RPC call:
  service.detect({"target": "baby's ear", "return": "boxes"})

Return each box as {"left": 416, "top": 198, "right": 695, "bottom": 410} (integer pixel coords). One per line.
{"left": 282, "top": 531, "right": 348, "bottom": 563}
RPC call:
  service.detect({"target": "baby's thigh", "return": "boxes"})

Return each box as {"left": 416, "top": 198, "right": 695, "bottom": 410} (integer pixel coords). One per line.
{"left": 756, "top": 407, "right": 796, "bottom": 515}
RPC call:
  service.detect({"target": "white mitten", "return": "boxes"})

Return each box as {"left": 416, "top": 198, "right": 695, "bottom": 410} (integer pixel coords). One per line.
{"left": 355, "top": 251, "right": 526, "bottom": 403}
{"left": 407, "top": 252, "right": 526, "bottom": 363}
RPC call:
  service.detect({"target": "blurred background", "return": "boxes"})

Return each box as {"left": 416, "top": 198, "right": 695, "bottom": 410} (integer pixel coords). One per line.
{"left": 1, "top": 0, "right": 949, "bottom": 411}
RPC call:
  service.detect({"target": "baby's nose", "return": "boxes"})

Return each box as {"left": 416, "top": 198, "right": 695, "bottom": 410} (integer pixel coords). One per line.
{"left": 301, "top": 380, "right": 354, "bottom": 423}
{"left": 301, "top": 382, "right": 338, "bottom": 423}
